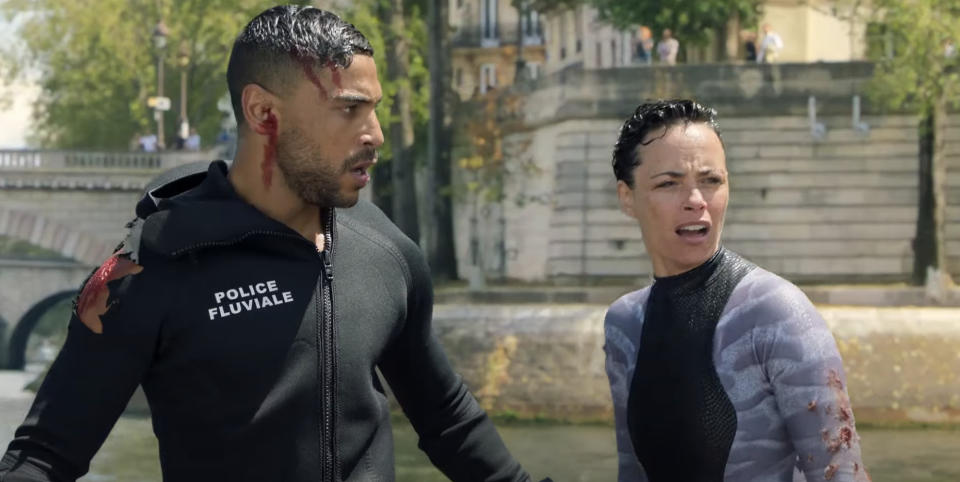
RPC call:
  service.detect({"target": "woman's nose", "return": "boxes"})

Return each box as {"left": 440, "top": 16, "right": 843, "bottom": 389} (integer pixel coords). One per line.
{"left": 683, "top": 188, "right": 707, "bottom": 211}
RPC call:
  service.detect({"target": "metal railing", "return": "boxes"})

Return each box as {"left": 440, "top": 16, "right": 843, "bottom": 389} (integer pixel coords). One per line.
{"left": 451, "top": 23, "right": 545, "bottom": 48}
{"left": 0, "top": 150, "right": 211, "bottom": 170}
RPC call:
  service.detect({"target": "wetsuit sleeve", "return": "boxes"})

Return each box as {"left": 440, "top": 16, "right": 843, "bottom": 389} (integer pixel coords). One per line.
{"left": 602, "top": 297, "right": 648, "bottom": 482}
{"left": 0, "top": 257, "right": 164, "bottom": 481}
{"left": 756, "top": 284, "right": 869, "bottom": 482}
{"left": 378, "top": 246, "right": 530, "bottom": 482}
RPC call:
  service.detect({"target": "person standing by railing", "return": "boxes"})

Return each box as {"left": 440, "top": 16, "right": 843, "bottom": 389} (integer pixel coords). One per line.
{"left": 757, "top": 23, "right": 784, "bottom": 64}
{"left": 656, "top": 29, "right": 679, "bottom": 65}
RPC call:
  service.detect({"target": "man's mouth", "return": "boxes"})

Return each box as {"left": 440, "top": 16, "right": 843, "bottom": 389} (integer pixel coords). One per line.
{"left": 350, "top": 161, "right": 374, "bottom": 176}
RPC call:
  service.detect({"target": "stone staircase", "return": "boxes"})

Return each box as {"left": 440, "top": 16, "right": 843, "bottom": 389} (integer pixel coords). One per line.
{"left": 545, "top": 114, "right": 960, "bottom": 283}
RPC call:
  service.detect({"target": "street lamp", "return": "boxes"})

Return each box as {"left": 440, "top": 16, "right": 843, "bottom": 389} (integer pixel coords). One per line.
{"left": 177, "top": 41, "right": 190, "bottom": 148}
{"left": 153, "top": 20, "right": 169, "bottom": 150}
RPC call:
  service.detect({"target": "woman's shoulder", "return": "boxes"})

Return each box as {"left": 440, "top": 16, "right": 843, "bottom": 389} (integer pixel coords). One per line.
{"left": 606, "top": 286, "right": 651, "bottom": 322}
{"left": 724, "top": 260, "right": 820, "bottom": 331}
{"left": 603, "top": 286, "right": 651, "bottom": 346}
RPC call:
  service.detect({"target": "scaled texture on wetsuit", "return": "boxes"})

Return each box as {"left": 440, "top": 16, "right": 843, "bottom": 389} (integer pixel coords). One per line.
{"left": 607, "top": 255, "right": 868, "bottom": 481}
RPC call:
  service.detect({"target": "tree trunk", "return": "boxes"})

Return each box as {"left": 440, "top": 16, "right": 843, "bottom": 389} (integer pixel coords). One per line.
{"left": 382, "top": 0, "right": 420, "bottom": 243}
{"left": 913, "top": 98, "right": 951, "bottom": 286}
{"left": 426, "top": 0, "right": 458, "bottom": 280}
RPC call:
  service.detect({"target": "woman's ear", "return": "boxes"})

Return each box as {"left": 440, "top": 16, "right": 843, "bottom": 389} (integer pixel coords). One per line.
{"left": 617, "top": 180, "right": 636, "bottom": 218}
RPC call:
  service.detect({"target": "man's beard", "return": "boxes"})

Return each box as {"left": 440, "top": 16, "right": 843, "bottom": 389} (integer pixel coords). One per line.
{"left": 275, "top": 126, "right": 376, "bottom": 208}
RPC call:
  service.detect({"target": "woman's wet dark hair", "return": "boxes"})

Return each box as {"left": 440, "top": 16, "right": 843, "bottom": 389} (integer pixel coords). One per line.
{"left": 226, "top": 5, "right": 374, "bottom": 128}
{"left": 612, "top": 99, "right": 723, "bottom": 187}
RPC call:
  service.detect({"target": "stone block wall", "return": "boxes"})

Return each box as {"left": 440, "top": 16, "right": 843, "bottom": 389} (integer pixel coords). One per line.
{"left": 946, "top": 115, "right": 960, "bottom": 277}
{"left": 432, "top": 304, "right": 960, "bottom": 424}
{"left": 454, "top": 105, "right": 960, "bottom": 283}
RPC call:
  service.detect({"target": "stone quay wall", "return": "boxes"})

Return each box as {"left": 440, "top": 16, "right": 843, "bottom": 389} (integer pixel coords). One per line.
{"left": 433, "top": 303, "right": 960, "bottom": 425}
{"left": 451, "top": 62, "right": 960, "bottom": 284}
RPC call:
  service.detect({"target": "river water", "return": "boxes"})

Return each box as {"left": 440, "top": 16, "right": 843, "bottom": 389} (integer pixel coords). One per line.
{"left": 1, "top": 371, "right": 959, "bottom": 481}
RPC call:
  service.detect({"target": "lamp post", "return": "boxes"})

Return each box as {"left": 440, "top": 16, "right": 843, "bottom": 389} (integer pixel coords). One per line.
{"left": 177, "top": 41, "right": 190, "bottom": 147}
{"left": 153, "top": 20, "right": 169, "bottom": 150}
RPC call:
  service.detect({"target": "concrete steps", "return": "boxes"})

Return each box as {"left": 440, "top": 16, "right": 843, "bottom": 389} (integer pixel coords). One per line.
{"left": 542, "top": 113, "right": 960, "bottom": 281}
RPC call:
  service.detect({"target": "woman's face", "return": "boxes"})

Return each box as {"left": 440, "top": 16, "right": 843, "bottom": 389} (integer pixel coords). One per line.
{"left": 617, "top": 122, "right": 729, "bottom": 277}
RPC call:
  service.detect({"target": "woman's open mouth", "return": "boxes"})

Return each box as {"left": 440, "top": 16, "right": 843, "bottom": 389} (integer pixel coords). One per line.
{"left": 675, "top": 222, "right": 710, "bottom": 243}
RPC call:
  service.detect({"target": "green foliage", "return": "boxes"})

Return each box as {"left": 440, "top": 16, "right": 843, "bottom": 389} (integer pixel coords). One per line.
{"left": 0, "top": 0, "right": 299, "bottom": 149}
{"left": 341, "top": 0, "right": 431, "bottom": 166}
{"left": 588, "top": 0, "right": 763, "bottom": 48}
{"left": 866, "top": 0, "right": 960, "bottom": 116}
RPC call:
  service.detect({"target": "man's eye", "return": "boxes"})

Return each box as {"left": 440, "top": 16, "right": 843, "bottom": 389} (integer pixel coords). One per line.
{"left": 656, "top": 180, "right": 676, "bottom": 188}
{"left": 343, "top": 105, "right": 357, "bottom": 114}
{"left": 704, "top": 176, "right": 723, "bottom": 184}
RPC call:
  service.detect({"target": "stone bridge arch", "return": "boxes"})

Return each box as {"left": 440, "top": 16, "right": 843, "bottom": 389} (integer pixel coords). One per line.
{"left": 0, "top": 209, "right": 111, "bottom": 368}
{"left": 6, "top": 290, "right": 78, "bottom": 370}
{"left": 0, "top": 258, "right": 92, "bottom": 369}
{"left": 0, "top": 207, "right": 117, "bottom": 267}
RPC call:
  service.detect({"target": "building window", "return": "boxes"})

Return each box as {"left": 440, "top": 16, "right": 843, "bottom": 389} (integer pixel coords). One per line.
{"left": 481, "top": 0, "right": 499, "bottom": 46}
{"left": 596, "top": 42, "right": 602, "bottom": 68}
{"left": 527, "top": 62, "right": 541, "bottom": 80}
{"left": 480, "top": 64, "right": 497, "bottom": 93}
{"left": 558, "top": 15, "right": 567, "bottom": 60}
{"left": 521, "top": 8, "right": 542, "bottom": 44}
{"left": 574, "top": 8, "right": 583, "bottom": 53}
{"left": 611, "top": 39, "right": 618, "bottom": 67}
{"left": 456, "top": 67, "right": 463, "bottom": 87}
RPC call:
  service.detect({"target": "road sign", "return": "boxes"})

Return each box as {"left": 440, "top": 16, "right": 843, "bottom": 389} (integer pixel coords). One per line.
{"left": 147, "top": 96, "right": 171, "bottom": 111}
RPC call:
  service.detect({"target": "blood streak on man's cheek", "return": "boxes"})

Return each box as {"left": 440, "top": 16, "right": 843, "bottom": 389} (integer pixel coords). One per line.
{"left": 253, "top": 111, "right": 279, "bottom": 188}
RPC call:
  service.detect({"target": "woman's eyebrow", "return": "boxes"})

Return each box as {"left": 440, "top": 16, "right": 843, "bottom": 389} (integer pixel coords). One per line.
{"left": 650, "top": 170, "right": 685, "bottom": 179}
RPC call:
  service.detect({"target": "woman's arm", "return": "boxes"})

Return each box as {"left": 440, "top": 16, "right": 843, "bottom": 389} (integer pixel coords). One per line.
{"left": 756, "top": 282, "right": 870, "bottom": 481}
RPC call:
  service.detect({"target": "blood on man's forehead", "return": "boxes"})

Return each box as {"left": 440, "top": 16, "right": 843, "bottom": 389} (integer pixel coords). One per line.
{"left": 296, "top": 57, "right": 343, "bottom": 101}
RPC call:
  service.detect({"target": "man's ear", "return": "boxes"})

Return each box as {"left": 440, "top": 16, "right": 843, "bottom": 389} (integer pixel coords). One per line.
{"left": 241, "top": 84, "right": 281, "bottom": 133}
{"left": 617, "top": 180, "right": 636, "bottom": 218}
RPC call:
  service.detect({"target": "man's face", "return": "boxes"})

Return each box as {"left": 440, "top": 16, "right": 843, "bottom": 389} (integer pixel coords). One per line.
{"left": 276, "top": 55, "right": 384, "bottom": 208}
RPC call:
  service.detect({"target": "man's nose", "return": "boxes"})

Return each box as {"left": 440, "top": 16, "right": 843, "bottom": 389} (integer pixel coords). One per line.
{"left": 363, "top": 111, "right": 384, "bottom": 148}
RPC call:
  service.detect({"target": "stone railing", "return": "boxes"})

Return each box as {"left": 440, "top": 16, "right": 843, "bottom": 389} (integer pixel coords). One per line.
{"left": 0, "top": 150, "right": 212, "bottom": 170}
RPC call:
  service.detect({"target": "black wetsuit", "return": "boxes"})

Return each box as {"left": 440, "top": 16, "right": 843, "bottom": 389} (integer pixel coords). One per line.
{"left": 627, "top": 248, "right": 754, "bottom": 481}
{"left": 0, "top": 161, "right": 530, "bottom": 482}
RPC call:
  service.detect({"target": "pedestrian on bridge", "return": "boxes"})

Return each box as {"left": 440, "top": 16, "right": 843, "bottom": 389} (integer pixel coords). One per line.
{"left": 0, "top": 5, "right": 539, "bottom": 482}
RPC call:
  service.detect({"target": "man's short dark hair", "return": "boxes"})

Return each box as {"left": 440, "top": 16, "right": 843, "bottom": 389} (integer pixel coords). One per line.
{"left": 226, "top": 5, "right": 374, "bottom": 128}
{"left": 612, "top": 99, "right": 723, "bottom": 187}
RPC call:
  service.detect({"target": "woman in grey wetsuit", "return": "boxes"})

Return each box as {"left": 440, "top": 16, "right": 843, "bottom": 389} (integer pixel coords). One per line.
{"left": 604, "top": 100, "right": 870, "bottom": 482}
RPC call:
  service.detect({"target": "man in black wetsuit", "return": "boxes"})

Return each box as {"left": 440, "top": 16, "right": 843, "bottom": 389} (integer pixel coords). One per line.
{"left": 0, "top": 6, "right": 533, "bottom": 481}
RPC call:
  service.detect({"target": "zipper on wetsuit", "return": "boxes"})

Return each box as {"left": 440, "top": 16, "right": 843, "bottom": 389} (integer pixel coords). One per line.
{"left": 169, "top": 223, "right": 338, "bottom": 479}
{"left": 318, "top": 208, "right": 337, "bottom": 481}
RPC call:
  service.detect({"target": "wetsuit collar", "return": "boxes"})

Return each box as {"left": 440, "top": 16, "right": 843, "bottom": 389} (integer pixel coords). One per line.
{"left": 139, "top": 160, "right": 310, "bottom": 258}
{"left": 652, "top": 246, "right": 726, "bottom": 293}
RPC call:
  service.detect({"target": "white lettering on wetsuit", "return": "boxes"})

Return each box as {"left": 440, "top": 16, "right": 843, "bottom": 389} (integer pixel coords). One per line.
{"left": 208, "top": 280, "right": 294, "bottom": 320}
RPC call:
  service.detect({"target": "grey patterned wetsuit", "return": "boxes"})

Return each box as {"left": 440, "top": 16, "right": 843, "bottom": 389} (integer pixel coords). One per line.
{"left": 605, "top": 248, "right": 868, "bottom": 482}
